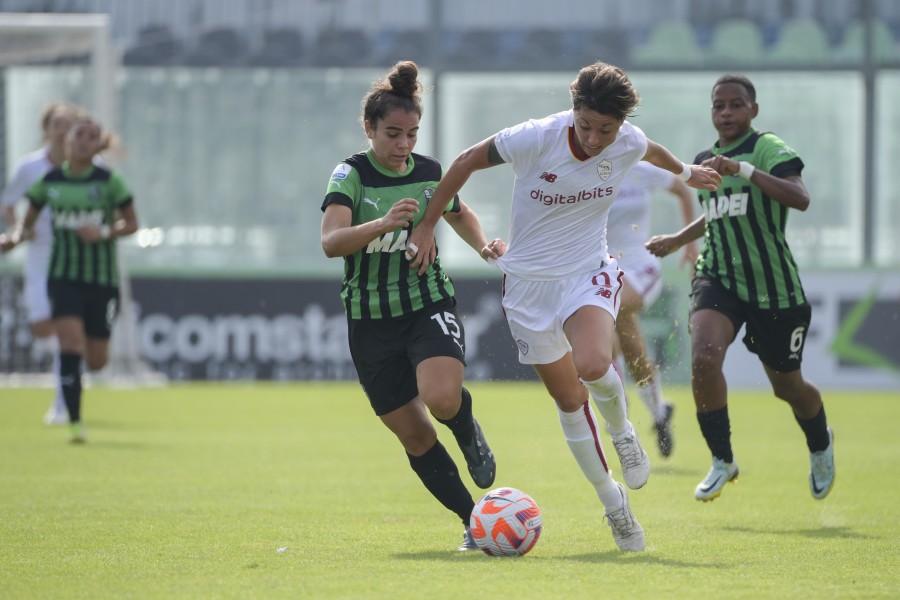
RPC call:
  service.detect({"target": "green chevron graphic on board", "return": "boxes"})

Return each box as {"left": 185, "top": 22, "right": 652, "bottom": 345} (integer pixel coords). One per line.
{"left": 830, "top": 282, "right": 899, "bottom": 373}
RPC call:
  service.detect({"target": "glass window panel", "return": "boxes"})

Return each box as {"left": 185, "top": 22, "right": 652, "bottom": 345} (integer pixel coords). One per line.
{"left": 0, "top": 66, "right": 871, "bottom": 275}
{"left": 438, "top": 71, "right": 866, "bottom": 273}
{"left": 875, "top": 72, "right": 900, "bottom": 267}
{"left": 112, "top": 67, "right": 433, "bottom": 275}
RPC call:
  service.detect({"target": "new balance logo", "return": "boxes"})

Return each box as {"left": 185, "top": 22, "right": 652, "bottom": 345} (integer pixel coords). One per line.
{"left": 538, "top": 172, "right": 558, "bottom": 183}
{"left": 362, "top": 197, "right": 380, "bottom": 209}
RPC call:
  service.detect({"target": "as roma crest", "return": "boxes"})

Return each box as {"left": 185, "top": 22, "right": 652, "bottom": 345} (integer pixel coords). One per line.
{"left": 597, "top": 159, "right": 612, "bottom": 181}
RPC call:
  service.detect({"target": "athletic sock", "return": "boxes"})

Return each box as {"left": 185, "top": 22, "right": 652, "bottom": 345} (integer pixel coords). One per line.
{"left": 557, "top": 402, "right": 623, "bottom": 510}
{"left": 59, "top": 353, "right": 83, "bottom": 423}
{"left": 613, "top": 354, "right": 628, "bottom": 385}
{"left": 582, "top": 368, "right": 629, "bottom": 435}
{"left": 434, "top": 387, "right": 476, "bottom": 444}
{"left": 795, "top": 405, "right": 831, "bottom": 453}
{"left": 50, "top": 343, "right": 67, "bottom": 413}
{"left": 696, "top": 407, "right": 734, "bottom": 464}
{"left": 637, "top": 374, "right": 665, "bottom": 422}
{"left": 407, "top": 441, "right": 475, "bottom": 525}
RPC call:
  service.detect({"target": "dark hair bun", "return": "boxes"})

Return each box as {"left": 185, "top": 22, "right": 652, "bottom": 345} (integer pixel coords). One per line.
{"left": 388, "top": 61, "right": 420, "bottom": 98}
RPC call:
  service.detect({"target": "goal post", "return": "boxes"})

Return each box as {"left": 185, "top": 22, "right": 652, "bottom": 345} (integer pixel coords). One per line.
{"left": 0, "top": 12, "right": 114, "bottom": 130}
{"left": 0, "top": 12, "right": 166, "bottom": 388}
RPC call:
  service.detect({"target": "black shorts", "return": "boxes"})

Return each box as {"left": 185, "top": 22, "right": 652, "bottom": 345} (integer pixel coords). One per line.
{"left": 689, "top": 275, "right": 811, "bottom": 373}
{"left": 48, "top": 279, "right": 120, "bottom": 339}
{"left": 347, "top": 297, "right": 466, "bottom": 416}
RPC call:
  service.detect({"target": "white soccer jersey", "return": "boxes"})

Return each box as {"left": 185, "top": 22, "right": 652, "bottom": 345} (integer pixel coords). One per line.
{"left": 607, "top": 161, "right": 676, "bottom": 267}
{"left": 493, "top": 110, "right": 648, "bottom": 280}
{"left": 0, "top": 148, "right": 54, "bottom": 245}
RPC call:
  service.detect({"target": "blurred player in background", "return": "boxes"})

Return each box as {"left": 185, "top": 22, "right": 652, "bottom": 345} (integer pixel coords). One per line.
{"left": 1, "top": 102, "right": 78, "bottom": 425}
{"left": 320, "top": 61, "right": 505, "bottom": 551}
{"left": 1, "top": 115, "right": 138, "bottom": 443}
{"left": 607, "top": 162, "right": 698, "bottom": 458}
{"left": 646, "top": 74, "right": 835, "bottom": 502}
{"left": 409, "top": 61, "right": 721, "bottom": 551}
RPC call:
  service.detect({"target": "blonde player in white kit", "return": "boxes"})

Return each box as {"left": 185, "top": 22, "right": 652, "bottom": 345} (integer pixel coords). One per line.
{"left": 1, "top": 102, "right": 76, "bottom": 425}
{"left": 410, "top": 62, "right": 721, "bottom": 551}
{"left": 608, "top": 162, "right": 698, "bottom": 458}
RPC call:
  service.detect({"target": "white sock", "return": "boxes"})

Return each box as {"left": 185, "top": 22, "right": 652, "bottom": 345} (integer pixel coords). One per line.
{"left": 40, "top": 338, "right": 67, "bottom": 414}
{"left": 614, "top": 354, "right": 628, "bottom": 385}
{"left": 50, "top": 342, "right": 68, "bottom": 414}
{"left": 637, "top": 374, "right": 665, "bottom": 421}
{"left": 557, "top": 402, "right": 623, "bottom": 510}
{"left": 582, "top": 368, "right": 630, "bottom": 436}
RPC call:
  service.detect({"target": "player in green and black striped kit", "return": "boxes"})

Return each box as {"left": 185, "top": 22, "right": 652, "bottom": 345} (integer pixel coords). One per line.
{"left": 320, "top": 61, "right": 506, "bottom": 551}
{"left": 1, "top": 115, "right": 139, "bottom": 444}
{"left": 645, "top": 74, "right": 835, "bottom": 502}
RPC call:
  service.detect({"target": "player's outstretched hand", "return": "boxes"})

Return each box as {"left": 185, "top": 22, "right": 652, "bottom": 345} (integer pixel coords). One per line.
{"left": 408, "top": 222, "right": 437, "bottom": 275}
{"left": 700, "top": 155, "right": 742, "bottom": 178}
{"left": 686, "top": 164, "right": 722, "bottom": 190}
{"left": 645, "top": 234, "right": 681, "bottom": 258}
{"left": 480, "top": 237, "right": 506, "bottom": 261}
{"left": 0, "top": 232, "right": 14, "bottom": 252}
{"left": 77, "top": 225, "right": 106, "bottom": 243}
{"left": 382, "top": 198, "right": 418, "bottom": 237}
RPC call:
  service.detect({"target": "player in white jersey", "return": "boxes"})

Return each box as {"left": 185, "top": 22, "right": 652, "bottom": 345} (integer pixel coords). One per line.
{"left": 410, "top": 62, "right": 720, "bottom": 552}
{"left": 607, "top": 161, "right": 698, "bottom": 459}
{"left": 1, "top": 102, "right": 77, "bottom": 425}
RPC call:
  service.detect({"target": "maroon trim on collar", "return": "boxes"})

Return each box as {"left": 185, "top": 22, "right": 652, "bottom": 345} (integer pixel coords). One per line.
{"left": 568, "top": 126, "right": 590, "bottom": 161}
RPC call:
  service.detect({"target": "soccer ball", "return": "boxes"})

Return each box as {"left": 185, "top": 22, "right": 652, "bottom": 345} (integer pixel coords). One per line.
{"left": 469, "top": 487, "right": 542, "bottom": 557}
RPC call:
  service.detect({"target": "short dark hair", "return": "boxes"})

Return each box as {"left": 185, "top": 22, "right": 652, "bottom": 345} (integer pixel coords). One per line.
{"left": 569, "top": 62, "right": 641, "bottom": 121}
{"left": 361, "top": 60, "right": 424, "bottom": 128}
{"left": 712, "top": 74, "right": 756, "bottom": 102}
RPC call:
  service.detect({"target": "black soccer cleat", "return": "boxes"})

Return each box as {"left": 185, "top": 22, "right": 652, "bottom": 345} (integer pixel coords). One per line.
{"left": 653, "top": 403, "right": 675, "bottom": 458}
{"left": 459, "top": 418, "right": 496, "bottom": 489}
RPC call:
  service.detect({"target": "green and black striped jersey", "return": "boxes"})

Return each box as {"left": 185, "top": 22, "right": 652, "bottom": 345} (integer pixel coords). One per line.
{"left": 321, "top": 150, "right": 459, "bottom": 320}
{"left": 693, "top": 129, "right": 806, "bottom": 309}
{"left": 27, "top": 164, "right": 133, "bottom": 287}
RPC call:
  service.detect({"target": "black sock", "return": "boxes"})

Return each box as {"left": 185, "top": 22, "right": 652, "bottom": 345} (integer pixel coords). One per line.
{"left": 435, "top": 387, "right": 476, "bottom": 444}
{"left": 697, "top": 407, "right": 734, "bottom": 463}
{"left": 59, "top": 353, "right": 83, "bottom": 423}
{"left": 407, "top": 441, "right": 475, "bottom": 525}
{"left": 795, "top": 405, "right": 830, "bottom": 452}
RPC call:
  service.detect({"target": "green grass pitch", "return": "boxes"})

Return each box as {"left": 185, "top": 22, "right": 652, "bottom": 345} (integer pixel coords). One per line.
{"left": 1, "top": 382, "right": 898, "bottom": 599}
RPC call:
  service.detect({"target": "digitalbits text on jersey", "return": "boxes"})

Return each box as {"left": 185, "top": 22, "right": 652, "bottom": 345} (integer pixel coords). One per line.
{"left": 530, "top": 185, "right": 615, "bottom": 206}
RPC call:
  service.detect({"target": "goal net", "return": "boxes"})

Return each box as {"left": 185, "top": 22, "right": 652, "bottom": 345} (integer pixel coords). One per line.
{"left": 0, "top": 12, "right": 166, "bottom": 388}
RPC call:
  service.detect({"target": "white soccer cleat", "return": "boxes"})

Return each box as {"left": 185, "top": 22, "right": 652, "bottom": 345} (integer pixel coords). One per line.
{"left": 810, "top": 428, "right": 835, "bottom": 500}
{"left": 605, "top": 482, "right": 645, "bottom": 552}
{"left": 43, "top": 406, "right": 70, "bottom": 426}
{"left": 68, "top": 422, "right": 87, "bottom": 444}
{"left": 611, "top": 425, "right": 651, "bottom": 489}
{"left": 695, "top": 457, "right": 739, "bottom": 501}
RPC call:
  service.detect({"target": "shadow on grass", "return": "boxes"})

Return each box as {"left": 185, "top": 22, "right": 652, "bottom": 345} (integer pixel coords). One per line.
{"left": 393, "top": 550, "right": 725, "bottom": 568}
{"left": 723, "top": 525, "right": 871, "bottom": 540}
{"left": 78, "top": 419, "right": 160, "bottom": 431}
{"left": 646, "top": 463, "right": 703, "bottom": 477}
{"left": 65, "top": 440, "right": 157, "bottom": 450}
